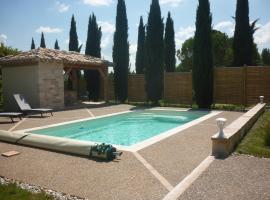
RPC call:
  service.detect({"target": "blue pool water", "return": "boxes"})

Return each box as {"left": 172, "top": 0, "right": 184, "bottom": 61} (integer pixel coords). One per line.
{"left": 30, "top": 110, "right": 208, "bottom": 146}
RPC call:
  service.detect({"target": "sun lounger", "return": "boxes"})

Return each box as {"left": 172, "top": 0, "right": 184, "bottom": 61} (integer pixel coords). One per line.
{"left": 13, "top": 94, "right": 53, "bottom": 117}
{"left": 0, "top": 112, "right": 23, "bottom": 122}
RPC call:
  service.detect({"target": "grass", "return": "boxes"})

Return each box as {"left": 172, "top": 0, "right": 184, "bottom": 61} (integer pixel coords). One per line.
{"left": 237, "top": 111, "right": 270, "bottom": 158}
{"left": 0, "top": 183, "right": 54, "bottom": 200}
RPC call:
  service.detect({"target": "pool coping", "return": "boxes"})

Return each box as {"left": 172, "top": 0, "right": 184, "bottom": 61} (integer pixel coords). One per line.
{"left": 9, "top": 108, "right": 222, "bottom": 152}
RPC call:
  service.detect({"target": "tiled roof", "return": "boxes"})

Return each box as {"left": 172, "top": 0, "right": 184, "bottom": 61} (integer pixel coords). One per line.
{"left": 0, "top": 48, "right": 113, "bottom": 66}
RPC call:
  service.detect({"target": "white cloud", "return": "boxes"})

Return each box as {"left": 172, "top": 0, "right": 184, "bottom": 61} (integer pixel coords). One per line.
{"left": 36, "top": 26, "right": 63, "bottom": 33}
{"left": 0, "top": 34, "right": 7, "bottom": 44}
{"left": 160, "top": 0, "right": 183, "bottom": 7}
{"left": 56, "top": 1, "right": 70, "bottom": 13}
{"left": 254, "top": 22, "right": 270, "bottom": 46}
{"left": 98, "top": 21, "right": 115, "bottom": 49}
{"left": 101, "top": 35, "right": 111, "bottom": 48}
{"left": 129, "top": 43, "right": 137, "bottom": 55}
{"left": 214, "top": 21, "right": 234, "bottom": 36}
{"left": 214, "top": 21, "right": 233, "bottom": 30}
{"left": 129, "top": 43, "right": 137, "bottom": 72}
{"left": 98, "top": 21, "right": 115, "bottom": 34}
{"left": 81, "top": 0, "right": 112, "bottom": 6}
{"left": 175, "top": 26, "right": 195, "bottom": 48}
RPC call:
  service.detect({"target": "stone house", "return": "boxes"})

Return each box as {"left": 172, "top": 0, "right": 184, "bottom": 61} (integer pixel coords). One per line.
{"left": 0, "top": 48, "right": 113, "bottom": 111}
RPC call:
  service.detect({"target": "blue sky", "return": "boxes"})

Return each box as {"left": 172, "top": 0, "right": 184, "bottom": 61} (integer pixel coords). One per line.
{"left": 1, "top": 0, "right": 270, "bottom": 71}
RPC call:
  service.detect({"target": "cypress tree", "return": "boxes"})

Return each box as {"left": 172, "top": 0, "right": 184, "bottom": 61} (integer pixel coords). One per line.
{"left": 68, "top": 14, "right": 82, "bottom": 90}
{"left": 69, "top": 14, "right": 82, "bottom": 52}
{"left": 31, "top": 37, "right": 35, "bottom": 50}
{"left": 54, "top": 39, "right": 60, "bottom": 50}
{"left": 145, "top": 0, "right": 164, "bottom": 103}
{"left": 164, "top": 12, "right": 176, "bottom": 72}
{"left": 233, "top": 0, "right": 254, "bottom": 66}
{"left": 85, "top": 13, "right": 102, "bottom": 101}
{"left": 193, "top": 0, "right": 213, "bottom": 108}
{"left": 112, "top": 0, "right": 129, "bottom": 103}
{"left": 40, "top": 32, "right": 46, "bottom": 48}
{"left": 85, "top": 13, "right": 102, "bottom": 58}
{"left": 135, "top": 16, "right": 145, "bottom": 74}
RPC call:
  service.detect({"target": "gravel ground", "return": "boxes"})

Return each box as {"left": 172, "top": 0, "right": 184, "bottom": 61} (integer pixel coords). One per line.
{"left": 178, "top": 154, "right": 270, "bottom": 200}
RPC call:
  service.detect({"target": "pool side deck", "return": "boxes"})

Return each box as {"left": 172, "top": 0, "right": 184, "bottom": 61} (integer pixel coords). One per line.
{"left": 0, "top": 104, "right": 243, "bottom": 199}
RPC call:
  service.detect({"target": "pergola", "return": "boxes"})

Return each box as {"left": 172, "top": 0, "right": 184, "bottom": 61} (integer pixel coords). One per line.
{"left": 0, "top": 48, "right": 113, "bottom": 111}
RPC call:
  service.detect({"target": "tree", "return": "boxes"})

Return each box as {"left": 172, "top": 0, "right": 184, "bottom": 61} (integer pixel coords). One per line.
{"left": 40, "top": 32, "right": 46, "bottom": 48}
{"left": 112, "top": 0, "right": 129, "bottom": 103}
{"left": 0, "top": 43, "right": 19, "bottom": 58}
{"left": 176, "top": 38, "right": 194, "bottom": 72}
{"left": 85, "top": 13, "right": 102, "bottom": 58}
{"left": 69, "top": 15, "right": 82, "bottom": 52}
{"left": 193, "top": 0, "right": 213, "bottom": 109}
{"left": 68, "top": 14, "right": 82, "bottom": 90}
{"left": 85, "top": 13, "right": 102, "bottom": 101}
{"left": 0, "top": 43, "right": 19, "bottom": 76}
{"left": 262, "top": 48, "right": 270, "bottom": 65}
{"left": 212, "top": 30, "right": 233, "bottom": 67}
{"left": 164, "top": 12, "right": 176, "bottom": 72}
{"left": 31, "top": 37, "right": 35, "bottom": 50}
{"left": 54, "top": 39, "right": 60, "bottom": 50}
{"left": 233, "top": 0, "right": 258, "bottom": 66}
{"left": 135, "top": 16, "right": 145, "bottom": 74}
{"left": 145, "top": 0, "right": 164, "bottom": 103}
{"left": 176, "top": 30, "right": 232, "bottom": 72}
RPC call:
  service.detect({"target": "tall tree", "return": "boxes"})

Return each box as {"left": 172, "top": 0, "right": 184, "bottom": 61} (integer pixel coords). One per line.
{"left": 68, "top": 15, "right": 82, "bottom": 90}
{"left": 164, "top": 12, "right": 176, "bottom": 72}
{"left": 85, "top": 13, "right": 102, "bottom": 58}
{"left": 262, "top": 48, "right": 270, "bottom": 65}
{"left": 40, "top": 32, "right": 46, "bottom": 48}
{"left": 145, "top": 0, "right": 164, "bottom": 103}
{"left": 31, "top": 37, "right": 35, "bottom": 50}
{"left": 69, "top": 15, "right": 82, "bottom": 52}
{"left": 233, "top": 0, "right": 256, "bottom": 66}
{"left": 193, "top": 0, "right": 213, "bottom": 108}
{"left": 135, "top": 16, "right": 145, "bottom": 74}
{"left": 85, "top": 13, "right": 102, "bottom": 101}
{"left": 112, "top": 0, "right": 129, "bottom": 103}
{"left": 54, "top": 39, "right": 60, "bottom": 50}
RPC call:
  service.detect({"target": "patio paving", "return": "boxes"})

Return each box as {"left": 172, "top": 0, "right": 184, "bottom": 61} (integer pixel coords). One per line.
{"left": 0, "top": 104, "right": 244, "bottom": 199}
{"left": 178, "top": 154, "right": 270, "bottom": 200}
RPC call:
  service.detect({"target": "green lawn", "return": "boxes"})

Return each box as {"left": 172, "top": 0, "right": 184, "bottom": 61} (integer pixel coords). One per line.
{"left": 237, "top": 111, "right": 270, "bottom": 158}
{"left": 0, "top": 183, "right": 54, "bottom": 200}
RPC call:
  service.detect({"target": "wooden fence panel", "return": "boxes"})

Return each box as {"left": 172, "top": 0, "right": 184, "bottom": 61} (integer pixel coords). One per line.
{"left": 246, "top": 66, "right": 270, "bottom": 105}
{"left": 164, "top": 72, "right": 192, "bottom": 104}
{"left": 128, "top": 74, "right": 146, "bottom": 102}
{"left": 106, "top": 66, "right": 270, "bottom": 105}
{"left": 214, "top": 67, "right": 244, "bottom": 105}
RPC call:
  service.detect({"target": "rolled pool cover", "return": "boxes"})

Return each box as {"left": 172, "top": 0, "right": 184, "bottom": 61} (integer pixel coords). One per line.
{"left": 0, "top": 130, "right": 98, "bottom": 157}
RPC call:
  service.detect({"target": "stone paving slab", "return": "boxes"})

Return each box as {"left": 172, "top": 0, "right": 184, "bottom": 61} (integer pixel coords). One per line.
{"left": 139, "top": 111, "right": 242, "bottom": 186}
{"left": 178, "top": 155, "right": 270, "bottom": 200}
{"left": 0, "top": 142, "right": 168, "bottom": 200}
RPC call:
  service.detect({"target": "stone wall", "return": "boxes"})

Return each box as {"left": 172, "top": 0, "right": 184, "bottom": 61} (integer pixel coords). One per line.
{"left": 38, "top": 61, "right": 64, "bottom": 109}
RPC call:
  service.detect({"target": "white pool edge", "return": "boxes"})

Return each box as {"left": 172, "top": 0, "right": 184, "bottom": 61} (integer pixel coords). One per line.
{"left": 12, "top": 110, "right": 221, "bottom": 153}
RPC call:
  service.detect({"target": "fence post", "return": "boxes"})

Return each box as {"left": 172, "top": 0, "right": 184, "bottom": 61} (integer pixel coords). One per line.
{"left": 243, "top": 65, "right": 247, "bottom": 106}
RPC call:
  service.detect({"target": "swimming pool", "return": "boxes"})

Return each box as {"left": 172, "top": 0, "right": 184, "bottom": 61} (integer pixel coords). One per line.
{"left": 29, "top": 110, "right": 208, "bottom": 147}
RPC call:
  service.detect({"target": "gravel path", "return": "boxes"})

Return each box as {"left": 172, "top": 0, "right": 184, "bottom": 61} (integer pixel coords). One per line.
{"left": 178, "top": 154, "right": 270, "bottom": 200}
